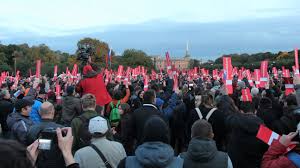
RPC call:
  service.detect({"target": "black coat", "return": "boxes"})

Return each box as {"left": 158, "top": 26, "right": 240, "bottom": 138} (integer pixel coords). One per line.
{"left": 130, "top": 104, "right": 164, "bottom": 146}
{"left": 226, "top": 113, "right": 268, "bottom": 168}
{"left": 0, "top": 98, "right": 14, "bottom": 136}
{"left": 188, "top": 105, "right": 227, "bottom": 151}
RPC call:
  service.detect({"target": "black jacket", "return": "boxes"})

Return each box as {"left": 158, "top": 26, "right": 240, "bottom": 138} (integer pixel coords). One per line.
{"left": 130, "top": 104, "right": 164, "bottom": 146}
{"left": 61, "top": 95, "right": 82, "bottom": 126}
{"left": 0, "top": 98, "right": 14, "bottom": 135}
{"left": 226, "top": 113, "right": 268, "bottom": 168}
{"left": 188, "top": 105, "right": 227, "bottom": 151}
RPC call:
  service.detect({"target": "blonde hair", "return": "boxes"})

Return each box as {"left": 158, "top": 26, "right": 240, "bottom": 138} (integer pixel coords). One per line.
{"left": 81, "top": 94, "right": 96, "bottom": 110}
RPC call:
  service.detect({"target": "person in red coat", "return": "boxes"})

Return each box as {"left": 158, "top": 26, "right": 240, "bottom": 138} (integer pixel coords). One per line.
{"left": 261, "top": 131, "right": 299, "bottom": 168}
{"left": 76, "top": 65, "right": 112, "bottom": 107}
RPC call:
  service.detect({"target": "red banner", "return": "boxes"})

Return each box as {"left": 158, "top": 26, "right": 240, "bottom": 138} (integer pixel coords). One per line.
{"left": 144, "top": 75, "right": 149, "bottom": 91}
{"left": 242, "top": 88, "right": 252, "bottom": 102}
{"left": 272, "top": 67, "right": 278, "bottom": 79}
{"left": 166, "top": 52, "right": 172, "bottom": 74}
{"left": 116, "top": 65, "right": 124, "bottom": 82}
{"left": 35, "top": 60, "right": 41, "bottom": 78}
{"left": 223, "top": 56, "right": 233, "bottom": 94}
{"left": 260, "top": 61, "right": 268, "bottom": 88}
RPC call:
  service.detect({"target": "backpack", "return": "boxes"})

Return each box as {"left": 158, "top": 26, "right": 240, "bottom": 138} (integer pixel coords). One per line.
{"left": 109, "top": 100, "right": 121, "bottom": 125}
{"left": 77, "top": 115, "right": 94, "bottom": 149}
{"left": 195, "top": 107, "right": 217, "bottom": 121}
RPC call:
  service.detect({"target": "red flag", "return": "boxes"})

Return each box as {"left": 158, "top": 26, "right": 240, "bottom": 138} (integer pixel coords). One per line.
{"left": 55, "top": 83, "right": 62, "bottom": 104}
{"left": 223, "top": 56, "right": 233, "bottom": 94}
{"left": 71, "top": 64, "right": 78, "bottom": 77}
{"left": 295, "top": 48, "right": 299, "bottom": 75}
{"left": 173, "top": 74, "right": 178, "bottom": 91}
{"left": 144, "top": 75, "right": 149, "bottom": 91}
{"left": 282, "top": 66, "right": 286, "bottom": 76}
{"left": 260, "top": 61, "right": 268, "bottom": 88}
{"left": 272, "top": 67, "right": 278, "bottom": 79}
{"left": 242, "top": 88, "right": 252, "bottom": 102}
{"left": 166, "top": 52, "right": 172, "bottom": 74}
{"left": 253, "top": 69, "right": 261, "bottom": 87}
{"left": 35, "top": 60, "right": 41, "bottom": 78}
{"left": 283, "top": 69, "right": 290, "bottom": 78}
{"left": 256, "top": 125, "right": 296, "bottom": 152}
{"left": 284, "top": 77, "right": 294, "bottom": 96}
{"left": 116, "top": 65, "right": 124, "bottom": 82}
{"left": 246, "top": 70, "right": 254, "bottom": 87}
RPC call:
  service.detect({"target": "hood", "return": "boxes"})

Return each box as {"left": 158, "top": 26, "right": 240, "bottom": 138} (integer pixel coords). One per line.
{"left": 135, "top": 142, "right": 174, "bottom": 168}
{"left": 186, "top": 138, "right": 218, "bottom": 162}
{"left": 7, "top": 112, "right": 26, "bottom": 128}
{"left": 83, "top": 65, "right": 98, "bottom": 78}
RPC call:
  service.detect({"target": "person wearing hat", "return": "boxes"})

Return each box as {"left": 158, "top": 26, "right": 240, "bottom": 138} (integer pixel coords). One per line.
{"left": 118, "top": 116, "right": 183, "bottom": 168}
{"left": 74, "top": 116, "right": 126, "bottom": 168}
{"left": 61, "top": 86, "right": 82, "bottom": 126}
{"left": 6, "top": 98, "right": 34, "bottom": 144}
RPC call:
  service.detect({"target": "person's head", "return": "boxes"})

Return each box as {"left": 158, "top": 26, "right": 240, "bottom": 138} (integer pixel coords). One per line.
{"left": 0, "top": 89, "right": 10, "bottom": 100}
{"left": 138, "top": 90, "right": 144, "bottom": 100}
{"left": 191, "top": 119, "right": 214, "bottom": 139}
{"left": 81, "top": 94, "right": 96, "bottom": 111}
{"left": 216, "top": 95, "right": 239, "bottom": 115}
{"left": 88, "top": 116, "right": 109, "bottom": 138}
{"left": 0, "top": 139, "right": 34, "bottom": 168}
{"left": 251, "top": 87, "right": 259, "bottom": 97}
{"left": 240, "top": 101, "right": 256, "bottom": 113}
{"left": 201, "top": 91, "right": 214, "bottom": 107}
{"left": 259, "top": 97, "right": 272, "bottom": 109}
{"left": 237, "top": 81, "right": 246, "bottom": 90}
{"left": 66, "top": 86, "right": 75, "bottom": 96}
{"left": 118, "top": 103, "right": 131, "bottom": 115}
{"left": 15, "top": 99, "right": 33, "bottom": 116}
{"left": 38, "top": 89, "right": 46, "bottom": 100}
{"left": 285, "top": 94, "right": 297, "bottom": 107}
{"left": 143, "top": 89, "right": 156, "bottom": 104}
{"left": 39, "top": 102, "right": 55, "bottom": 119}
{"left": 112, "top": 89, "right": 122, "bottom": 100}
{"left": 142, "top": 116, "right": 170, "bottom": 144}
{"left": 150, "top": 84, "right": 159, "bottom": 92}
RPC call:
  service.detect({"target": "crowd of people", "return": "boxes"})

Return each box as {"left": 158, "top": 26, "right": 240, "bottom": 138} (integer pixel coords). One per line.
{"left": 1, "top": 61, "right": 300, "bottom": 168}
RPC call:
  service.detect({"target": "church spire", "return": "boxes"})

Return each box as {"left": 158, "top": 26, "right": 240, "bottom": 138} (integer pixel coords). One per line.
{"left": 185, "top": 41, "right": 190, "bottom": 58}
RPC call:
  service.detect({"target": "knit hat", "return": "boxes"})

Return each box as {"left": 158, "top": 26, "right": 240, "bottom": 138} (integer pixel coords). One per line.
{"left": 142, "top": 116, "right": 170, "bottom": 144}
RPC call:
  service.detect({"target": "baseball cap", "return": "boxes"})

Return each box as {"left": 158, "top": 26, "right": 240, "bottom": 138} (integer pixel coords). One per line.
{"left": 88, "top": 116, "right": 109, "bottom": 134}
{"left": 15, "top": 99, "right": 34, "bottom": 111}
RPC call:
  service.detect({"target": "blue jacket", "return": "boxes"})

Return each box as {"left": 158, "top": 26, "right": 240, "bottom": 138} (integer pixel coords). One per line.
{"left": 162, "top": 93, "right": 179, "bottom": 120}
{"left": 30, "top": 98, "right": 43, "bottom": 124}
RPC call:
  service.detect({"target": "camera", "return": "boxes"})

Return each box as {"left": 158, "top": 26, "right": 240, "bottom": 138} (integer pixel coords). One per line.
{"left": 77, "top": 44, "right": 95, "bottom": 61}
{"left": 38, "top": 127, "right": 66, "bottom": 150}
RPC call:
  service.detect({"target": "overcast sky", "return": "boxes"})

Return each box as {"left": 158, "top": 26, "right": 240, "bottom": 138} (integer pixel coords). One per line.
{"left": 0, "top": 0, "right": 299, "bottom": 36}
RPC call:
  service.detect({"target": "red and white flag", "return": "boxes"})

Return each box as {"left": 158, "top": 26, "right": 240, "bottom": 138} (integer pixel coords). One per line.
{"left": 223, "top": 56, "right": 233, "bottom": 94}
{"left": 242, "top": 88, "right": 252, "bottom": 102}
{"left": 256, "top": 125, "right": 296, "bottom": 152}
{"left": 272, "top": 67, "right": 278, "bottom": 79}
{"left": 166, "top": 52, "right": 172, "bottom": 74}
{"left": 144, "top": 75, "right": 149, "bottom": 91}
{"left": 260, "top": 61, "right": 268, "bottom": 88}
{"left": 116, "top": 65, "right": 124, "bottom": 82}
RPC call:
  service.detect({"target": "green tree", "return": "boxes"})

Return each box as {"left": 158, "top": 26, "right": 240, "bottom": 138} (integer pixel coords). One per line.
{"left": 121, "top": 49, "right": 154, "bottom": 69}
{"left": 188, "top": 59, "right": 200, "bottom": 68}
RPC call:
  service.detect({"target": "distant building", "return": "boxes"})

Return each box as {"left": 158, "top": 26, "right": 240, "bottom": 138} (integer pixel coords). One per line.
{"left": 151, "top": 42, "right": 193, "bottom": 70}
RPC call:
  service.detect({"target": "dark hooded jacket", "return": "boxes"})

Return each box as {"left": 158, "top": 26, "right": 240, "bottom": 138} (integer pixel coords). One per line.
{"left": 7, "top": 112, "right": 34, "bottom": 144}
{"left": 61, "top": 95, "right": 82, "bottom": 126}
{"left": 118, "top": 141, "right": 183, "bottom": 168}
{"left": 226, "top": 113, "right": 269, "bottom": 168}
{"left": 0, "top": 98, "right": 14, "bottom": 136}
{"left": 180, "top": 137, "right": 231, "bottom": 168}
